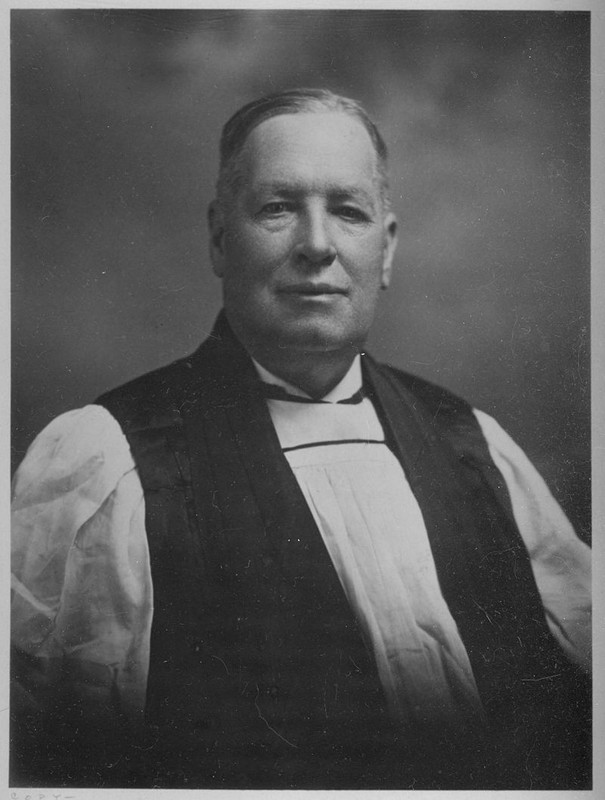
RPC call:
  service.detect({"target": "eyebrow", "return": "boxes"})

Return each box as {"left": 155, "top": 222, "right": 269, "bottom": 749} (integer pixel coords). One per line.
{"left": 251, "top": 182, "right": 378, "bottom": 207}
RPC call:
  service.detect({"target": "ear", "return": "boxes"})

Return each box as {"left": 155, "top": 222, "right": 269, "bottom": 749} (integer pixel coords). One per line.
{"left": 208, "top": 200, "right": 226, "bottom": 278}
{"left": 380, "top": 212, "right": 398, "bottom": 290}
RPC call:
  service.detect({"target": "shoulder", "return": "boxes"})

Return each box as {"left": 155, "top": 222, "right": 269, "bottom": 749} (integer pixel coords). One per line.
{"left": 96, "top": 349, "right": 208, "bottom": 432}
{"left": 365, "top": 357, "right": 515, "bottom": 476}
{"left": 366, "top": 358, "right": 474, "bottom": 431}
{"left": 95, "top": 322, "right": 255, "bottom": 433}
{"left": 369, "top": 363, "right": 537, "bottom": 469}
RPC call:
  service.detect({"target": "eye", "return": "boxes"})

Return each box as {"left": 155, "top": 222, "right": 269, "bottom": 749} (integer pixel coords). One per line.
{"left": 260, "top": 201, "right": 292, "bottom": 216}
{"left": 336, "top": 205, "right": 369, "bottom": 222}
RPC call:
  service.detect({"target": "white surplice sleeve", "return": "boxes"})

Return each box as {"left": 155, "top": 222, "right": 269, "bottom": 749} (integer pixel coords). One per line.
{"left": 474, "top": 409, "right": 591, "bottom": 673}
{"left": 11, "top": 404, "right": 153, "bottom": 720}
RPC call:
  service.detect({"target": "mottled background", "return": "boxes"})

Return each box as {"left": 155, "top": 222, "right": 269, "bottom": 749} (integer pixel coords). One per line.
{"left": 11, "top": 9, "right": 590, "bottom": 539}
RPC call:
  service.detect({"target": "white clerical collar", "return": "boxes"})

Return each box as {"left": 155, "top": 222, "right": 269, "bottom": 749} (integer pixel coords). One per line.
{"left": 252, "top": 355, "right": 363, "bottom": 404}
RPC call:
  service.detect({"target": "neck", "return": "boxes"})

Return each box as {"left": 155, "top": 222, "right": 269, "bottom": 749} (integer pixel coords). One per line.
{"left": 246, "top": 344, "right": 359, "bottom": 399}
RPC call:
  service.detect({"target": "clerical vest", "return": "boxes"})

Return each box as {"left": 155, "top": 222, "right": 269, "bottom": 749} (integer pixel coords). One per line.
{"left": 97, "top": 312, "right": 589, "bottom": 790}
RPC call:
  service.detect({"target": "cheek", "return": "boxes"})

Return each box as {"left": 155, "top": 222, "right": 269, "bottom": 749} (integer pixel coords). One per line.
{"left": 343, "top": 238, "right": 387, "bottom": 281}
{"left": 227, "top": 228, "right": 290, "bottom": 274}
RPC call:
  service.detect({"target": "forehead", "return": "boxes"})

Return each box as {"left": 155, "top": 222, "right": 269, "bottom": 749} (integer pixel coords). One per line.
{"left": 238, "top": 111, "right": 380, "bottom": 192}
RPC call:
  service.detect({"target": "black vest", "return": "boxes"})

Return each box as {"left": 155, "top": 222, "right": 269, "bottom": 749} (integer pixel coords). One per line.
{"left": 97, "top": 312, "right": 589, "bottom": 789}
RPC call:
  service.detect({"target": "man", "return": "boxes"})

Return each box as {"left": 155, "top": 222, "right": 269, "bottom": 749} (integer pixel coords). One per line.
{"left": 11, "top": 88, "right": 591, "bottom": 790}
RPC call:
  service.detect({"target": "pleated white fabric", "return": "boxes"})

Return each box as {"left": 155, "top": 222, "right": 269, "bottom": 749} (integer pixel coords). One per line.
{"left": 261, "top": 363, "right": 485, "bottom": 730}
{"left": 286, "top": 440, "right": 486, "bottom": 729}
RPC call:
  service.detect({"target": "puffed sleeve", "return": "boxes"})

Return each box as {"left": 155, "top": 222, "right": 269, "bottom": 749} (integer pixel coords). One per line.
{"left": 473, "top": 409, "right": 591, "bottom": 673}
{"left": 11, "top": 404, "right": 153, "bottom": 728}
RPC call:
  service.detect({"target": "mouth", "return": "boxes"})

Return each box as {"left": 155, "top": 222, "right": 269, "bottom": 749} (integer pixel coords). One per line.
{"left": 278, "top": 283, "right": 348, "bottom": 296}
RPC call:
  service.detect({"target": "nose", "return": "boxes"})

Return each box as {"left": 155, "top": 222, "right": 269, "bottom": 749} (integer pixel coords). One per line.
{"left": 293, "top": 207, "right": 337, "bottom": 267}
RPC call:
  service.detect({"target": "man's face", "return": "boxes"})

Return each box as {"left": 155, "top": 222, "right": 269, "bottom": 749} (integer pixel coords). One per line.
{"left": 209, "top": 111, "right": 398, "bottom": 356}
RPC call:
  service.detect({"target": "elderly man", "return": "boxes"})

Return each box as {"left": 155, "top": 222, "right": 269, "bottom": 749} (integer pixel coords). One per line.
{"left": 11, "top": 89, "right": 590, "bottom": 790}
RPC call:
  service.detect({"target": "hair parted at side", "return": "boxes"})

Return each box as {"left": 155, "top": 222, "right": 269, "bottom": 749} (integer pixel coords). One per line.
{"left": 216, "top": 87, "right": 390, "bottom": 209}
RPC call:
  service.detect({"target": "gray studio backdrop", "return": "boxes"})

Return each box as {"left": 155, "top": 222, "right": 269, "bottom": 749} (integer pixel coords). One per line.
{"left": 12, "top": 9, "right": 590, "bottom": 539}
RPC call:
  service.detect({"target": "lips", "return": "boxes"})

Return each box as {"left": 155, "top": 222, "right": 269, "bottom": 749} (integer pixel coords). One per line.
{"left": 279, "top": 283, "right": 347, "bottom": 296}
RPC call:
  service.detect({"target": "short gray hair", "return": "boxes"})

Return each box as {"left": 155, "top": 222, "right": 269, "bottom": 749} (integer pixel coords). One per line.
{"left": 216, "top": 87, "right": 390, "bottom": 210}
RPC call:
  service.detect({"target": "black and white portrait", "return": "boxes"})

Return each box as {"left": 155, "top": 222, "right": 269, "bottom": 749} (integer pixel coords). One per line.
{"left": 10, "top": 8, "right": 593, "bottom": 793}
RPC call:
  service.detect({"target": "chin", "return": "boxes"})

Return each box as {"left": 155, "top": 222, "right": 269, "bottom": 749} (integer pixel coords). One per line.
{"left": 229, "top": 307, "right": 368, "bottom": 356}
{"left": 270, "top": 322, "right": 364, "bottom": 355}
